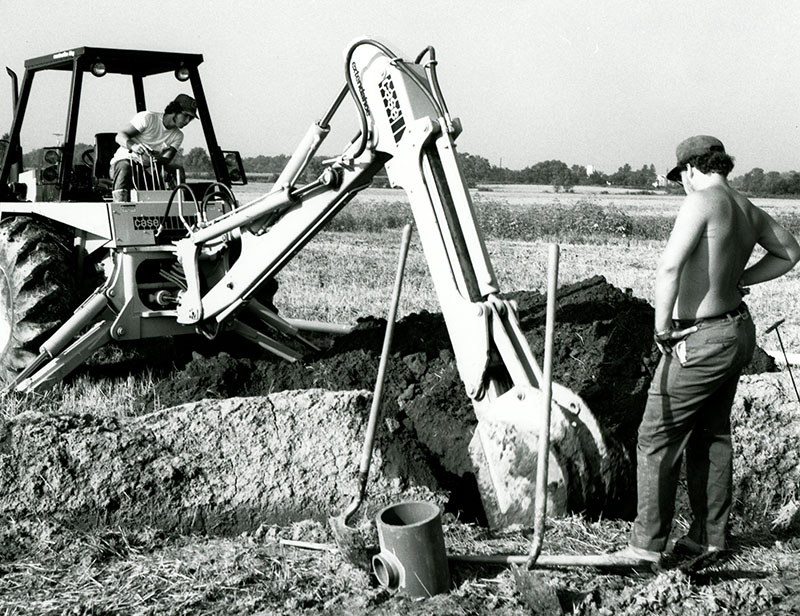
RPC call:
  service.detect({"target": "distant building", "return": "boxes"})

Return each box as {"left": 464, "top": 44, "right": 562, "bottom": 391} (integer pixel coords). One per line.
{"left": 586, "top": 164, "right": 595, "bottom": 177}
{"left": 654, "top": 174, "right": 668, "bottom": 188}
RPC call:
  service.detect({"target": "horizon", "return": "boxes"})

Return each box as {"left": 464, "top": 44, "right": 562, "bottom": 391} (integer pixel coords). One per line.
{"left": 1, "top": 1, "right": 797, "bottom": 176}
{"left": 14, "top": 135, "right": 784, "bottom": 180}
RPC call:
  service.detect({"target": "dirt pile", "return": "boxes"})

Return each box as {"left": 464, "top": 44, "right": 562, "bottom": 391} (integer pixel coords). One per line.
{"left": 0, "top": 390, "right": 444, "bottom": 533}
{"left": 730, "top": 372, "right": 800, "bottom": 530}
{"left": 146, "top": 276, "right": 773, "bottom": 523}
{"left": 0, "top": 276, "right": 775, "bottom": 532}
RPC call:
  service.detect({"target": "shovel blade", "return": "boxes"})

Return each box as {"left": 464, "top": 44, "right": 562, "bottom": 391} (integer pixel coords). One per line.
{"left": 511, "top": 566, "right": 563, "bottom": 615}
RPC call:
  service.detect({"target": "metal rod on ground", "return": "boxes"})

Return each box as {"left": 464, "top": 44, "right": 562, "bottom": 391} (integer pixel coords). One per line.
{"left": 525, "top": 243, "right": 559, "bottom": 569}
{"left": 450, "top": 552, "right": 651, "bottom": 568}
{"left": 765, "top": 318, "right": 800, "bottom": 404}
{"left": 280, "top": 539, "right": 336, "bottom": 553}
{"left": 329, "top": 224, "right": 413, "bottom": 553}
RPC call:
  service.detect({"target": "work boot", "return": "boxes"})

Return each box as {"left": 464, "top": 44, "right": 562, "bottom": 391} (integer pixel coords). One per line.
{"left": 655, "top": 536, "right": 728, "bottom": 572}
{"left": 671, "top": 535, "right": 721, "bottom": 556}
{"left": 669, "top": 535, "right": 725, "bottom": 571}
{"left": 112, "top": 189, "right": 130, "bottom": 203}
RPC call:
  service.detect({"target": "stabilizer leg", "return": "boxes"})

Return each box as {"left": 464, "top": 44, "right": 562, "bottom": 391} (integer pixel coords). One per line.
{"left": 230, "top": 320, "right": 303, "bottom": 362}
{"left": 9, "top": 292, "right": 114, "bottom": 394}
{"left": 15, "top": 320, "right": 113, "bottom": 393}
{"left": 245, "top": 300, "right": 320, "bottom": 351}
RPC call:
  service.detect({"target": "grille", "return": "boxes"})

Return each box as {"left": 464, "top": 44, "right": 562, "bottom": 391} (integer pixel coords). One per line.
{"left": 133, "top": 215, "right": 197, "bottom": 231}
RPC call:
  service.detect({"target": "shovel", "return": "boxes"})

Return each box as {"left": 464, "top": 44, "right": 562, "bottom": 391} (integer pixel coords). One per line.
{"left": 511, "top": 242, "right": 563, "bottom": 612}
{"left": 329, "top": 223, "right": 413, "bottom": 567}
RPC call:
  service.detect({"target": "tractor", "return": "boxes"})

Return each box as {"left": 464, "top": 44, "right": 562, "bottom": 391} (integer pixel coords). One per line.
{"left": 0, "top": 39, "right": 607, "bottom": 530}
{"left": 0, "top": 46, "right": 248, "bottom": 384}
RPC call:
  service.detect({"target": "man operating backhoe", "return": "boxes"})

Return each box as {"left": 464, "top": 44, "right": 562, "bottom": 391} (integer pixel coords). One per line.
{"left": 110, "top": 93, "right": 197, "bottom": 202}
{"left": 618, "top": 135, "right": 800, "bottom": 568}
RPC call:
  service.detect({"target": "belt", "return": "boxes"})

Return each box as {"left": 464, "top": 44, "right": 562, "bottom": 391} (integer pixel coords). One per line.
{"left": 673, "top": 303, "right": 749, "bottom": 328}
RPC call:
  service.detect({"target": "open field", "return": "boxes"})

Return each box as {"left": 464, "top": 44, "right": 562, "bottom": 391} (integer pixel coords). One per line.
{"left": 1, "top": 182, "right": 798, "bottom": 614}
{"left": 234, "top": 182, "right": 800, "bottom": 355}
{"left": 237, "top": 181, "right": 800, "bottom": 217}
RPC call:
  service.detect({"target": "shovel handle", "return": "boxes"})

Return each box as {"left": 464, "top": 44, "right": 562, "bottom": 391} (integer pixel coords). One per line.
{"left": 359, "top": 224, "right": 412, "bottom": 475}
{"left": 342, "top": 224, "right": 413, "bottom": 521}
{"left": 764, "top": 318, "right": 786, "bottom": 335}
{"left": 528, "top": 243, "right": 559, "bottom": 567}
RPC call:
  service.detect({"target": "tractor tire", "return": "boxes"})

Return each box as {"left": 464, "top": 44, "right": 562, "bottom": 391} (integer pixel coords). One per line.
{"left": 0, "top": 216, "right": 76, "bottom": 384}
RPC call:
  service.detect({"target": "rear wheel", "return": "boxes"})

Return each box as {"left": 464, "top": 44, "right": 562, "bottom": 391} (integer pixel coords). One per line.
{"left": 0, "top": 216, "right": 76, "bottom": 384}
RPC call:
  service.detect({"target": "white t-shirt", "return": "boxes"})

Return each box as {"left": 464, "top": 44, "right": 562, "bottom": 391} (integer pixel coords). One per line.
{"left": 110, "top": 111, "right": 184, "bottom": 166}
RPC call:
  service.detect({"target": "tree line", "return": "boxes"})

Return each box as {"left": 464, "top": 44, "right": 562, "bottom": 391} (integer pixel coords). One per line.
{"left": 235, "top": 151, "right": 660, "bottom": 191}
{"left": 234, "top": 150, "right": 800, "bottom": 197}
{"left": 5, "top": 137, "right": 799, "bottom": 197}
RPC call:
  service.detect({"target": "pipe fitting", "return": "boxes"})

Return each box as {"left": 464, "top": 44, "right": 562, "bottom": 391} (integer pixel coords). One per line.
{"left": 373, "top": 501, "right": 450, "bottom": 597}
{"left": 372, "top": 551, "right": 402, "bottom": 590}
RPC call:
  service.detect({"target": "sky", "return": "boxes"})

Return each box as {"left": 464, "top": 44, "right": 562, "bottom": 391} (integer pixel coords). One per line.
{"left": 0, "top": 0, "right": 798, "bottom": 176}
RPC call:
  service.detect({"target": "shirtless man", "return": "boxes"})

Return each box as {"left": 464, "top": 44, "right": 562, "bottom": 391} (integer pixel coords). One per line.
{"left": 619, "top": 135, "right": 800, "bottom": 567}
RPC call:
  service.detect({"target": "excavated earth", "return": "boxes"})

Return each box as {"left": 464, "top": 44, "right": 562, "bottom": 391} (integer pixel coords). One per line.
{"left": 0, "top": 276, "right": 776, "bottom": 534}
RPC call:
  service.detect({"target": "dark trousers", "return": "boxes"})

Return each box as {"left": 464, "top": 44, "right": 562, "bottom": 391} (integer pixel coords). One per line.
{"left": 112, "top": 159, "right": 135, "bottom": 191}
{"left": 630, "top": 308, "right": 756, "bottom": 552}
{"left": 112, "top": 159, "right": 175, "bottom": 191}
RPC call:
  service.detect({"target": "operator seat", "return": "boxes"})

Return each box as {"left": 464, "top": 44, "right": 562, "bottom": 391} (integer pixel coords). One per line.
{"left": 92, "top": 132, "right": 117, "bottom": 197}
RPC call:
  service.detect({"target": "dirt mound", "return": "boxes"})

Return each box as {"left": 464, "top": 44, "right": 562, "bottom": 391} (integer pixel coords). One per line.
{"left": 730, "top": 373, "right": 800, "bottom": 529}
{"left": 146, "top": 276, "right": 773, "bottom": 522}
{"left": 0, "top": 390, "right": 444, "bottom": 533}
{"left": 1, "top": 276, "right": 773, "bottom": 532}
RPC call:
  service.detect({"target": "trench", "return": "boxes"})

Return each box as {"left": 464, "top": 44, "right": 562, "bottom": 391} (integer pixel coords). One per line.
{"left": 0, "top": 276, "right": 775, "bottom": 532}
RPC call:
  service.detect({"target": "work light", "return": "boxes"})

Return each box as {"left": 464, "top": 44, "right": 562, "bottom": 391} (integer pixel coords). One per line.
{"left": 174, "top": 66, "right": 190, "bottom": 82}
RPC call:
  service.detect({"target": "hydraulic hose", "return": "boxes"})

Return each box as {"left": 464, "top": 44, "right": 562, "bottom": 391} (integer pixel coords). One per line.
{"left": 344, "top": 39, "right": 444, "bottom": 159}
{"left": 157, "top": 184, "right": 200, "bottom": 238}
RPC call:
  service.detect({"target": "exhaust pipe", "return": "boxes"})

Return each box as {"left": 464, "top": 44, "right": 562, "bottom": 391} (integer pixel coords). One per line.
{"left": 2, "top": 67, "right": 21, "bottom": 179}
{"left": 6, "top": 67, "right": 18, "bottom": 110}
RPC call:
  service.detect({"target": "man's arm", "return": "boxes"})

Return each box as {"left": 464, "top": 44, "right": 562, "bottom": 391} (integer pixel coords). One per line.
{"left": 741, "top": 208, "right": 800, "bottom": 286}
{"left": 115, "top": 123, "right": 151, "bottom": 156}
{"left": 156, "top": 146, "right": 177, "bottom": 165}
{"left": 157, "top": 131, "right": 183, "bottom": 166}
{"left": 654, "top": 194, "right": 706, "bottom": 334}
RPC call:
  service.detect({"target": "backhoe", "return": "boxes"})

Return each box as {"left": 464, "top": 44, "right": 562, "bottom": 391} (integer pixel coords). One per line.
{"left": 0, "top": 39, "right": 607, "bottom": 528}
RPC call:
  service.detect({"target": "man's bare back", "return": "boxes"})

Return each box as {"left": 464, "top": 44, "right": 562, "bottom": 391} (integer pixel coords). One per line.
{"left": 620, "top": 134, "right": 800, "bottom": 568}
{"left": 655, "top": 171, "right": 799, "bottom": 333}
{"left": 674, "top": 183, "right": 757, "bottom": 320}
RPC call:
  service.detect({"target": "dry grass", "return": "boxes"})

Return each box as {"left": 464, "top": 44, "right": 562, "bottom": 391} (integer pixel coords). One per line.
{"left": 0, "top": 183, "right": 798, "bottom": 614}
{"left": 0, "top": 519, "right": 376, "bottom": 615}
{"left": 0, "top": 371, "right": 159, "bottom": 421}
{"left": 2, "top": 514, "right": 798, "bottom": 615}
{"left": 274, "top": 231, "right": 800, "bottom": 354}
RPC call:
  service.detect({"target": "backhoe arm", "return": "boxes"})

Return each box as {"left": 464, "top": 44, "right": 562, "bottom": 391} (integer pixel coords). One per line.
{"left": 176, "top": 39, "right": 605, "bottom": 527}
{"left": 11, "top": 39, "right": 607, "bottom": 528}
{"left": 345, "top": 41, "right": 603, "bottom": 527}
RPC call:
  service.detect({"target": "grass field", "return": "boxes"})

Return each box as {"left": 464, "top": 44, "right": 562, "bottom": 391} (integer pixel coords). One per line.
{"left": 1, "top": 181, "right": 798, "bottom": 614}
{"left": 234, "top": 182, "right": 800, "bottom": 355}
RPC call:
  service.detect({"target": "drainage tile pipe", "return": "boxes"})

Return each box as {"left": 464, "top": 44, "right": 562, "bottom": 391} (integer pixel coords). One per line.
{"left": 372, "top": 501, "right": 450, "bottom": 597}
